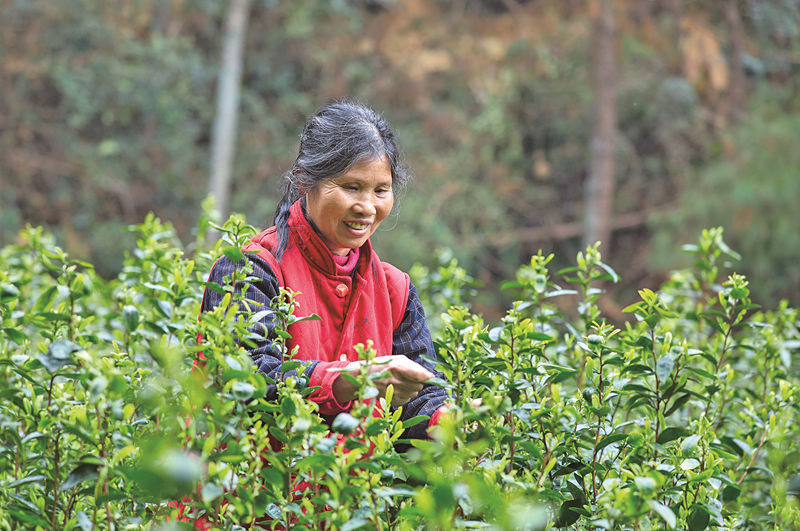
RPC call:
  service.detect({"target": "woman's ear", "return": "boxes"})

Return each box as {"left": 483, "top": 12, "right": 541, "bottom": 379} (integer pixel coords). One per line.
{"left": 293, "top": 169, "right": 309, "bottom": 194}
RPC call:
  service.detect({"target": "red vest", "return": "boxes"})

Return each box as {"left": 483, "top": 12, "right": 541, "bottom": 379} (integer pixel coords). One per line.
{"left": 243, "top": 200, "right": 410, "bottom": 414}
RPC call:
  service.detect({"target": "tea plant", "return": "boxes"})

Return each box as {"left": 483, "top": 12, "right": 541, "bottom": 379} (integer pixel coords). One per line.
{"left": 0, "top": 218, "right": 798, "bottom": 530}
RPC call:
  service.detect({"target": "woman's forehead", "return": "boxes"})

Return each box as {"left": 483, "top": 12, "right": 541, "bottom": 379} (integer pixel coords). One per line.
{"left": 335, "top": 156, "right": 392, "bottom": 181}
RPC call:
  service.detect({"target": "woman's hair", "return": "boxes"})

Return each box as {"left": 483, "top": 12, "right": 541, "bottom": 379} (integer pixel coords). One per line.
{"left": 272, "top": 100, "right": 410, "bottom": 260}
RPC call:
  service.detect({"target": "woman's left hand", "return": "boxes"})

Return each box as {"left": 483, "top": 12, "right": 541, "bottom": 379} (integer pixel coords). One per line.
{"left": 331, "top": 355, "right": 434, "bottom": 406}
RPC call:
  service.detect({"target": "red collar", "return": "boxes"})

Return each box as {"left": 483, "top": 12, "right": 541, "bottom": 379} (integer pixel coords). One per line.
{"left": 287, "top": 199, "right": 373, "bottom": 277}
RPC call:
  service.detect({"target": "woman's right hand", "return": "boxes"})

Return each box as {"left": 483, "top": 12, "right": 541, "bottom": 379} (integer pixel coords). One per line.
{"left": 331, "top": 355, "right": 434, "bottom": 406}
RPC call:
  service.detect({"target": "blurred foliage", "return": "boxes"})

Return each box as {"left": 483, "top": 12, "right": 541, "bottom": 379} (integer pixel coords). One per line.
{"left": 651, "top": 85, "right": 800, "bottom": 304}
{"left": 2, "top": 0, "right": 800, "bottom": 315}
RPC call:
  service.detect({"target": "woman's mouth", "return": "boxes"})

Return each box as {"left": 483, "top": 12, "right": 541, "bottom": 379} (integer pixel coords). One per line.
{"left": 344, "top": 221, "right": 370, "bottom": 231}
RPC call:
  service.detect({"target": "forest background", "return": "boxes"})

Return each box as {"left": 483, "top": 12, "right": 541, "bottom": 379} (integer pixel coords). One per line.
{"left": 2, "top": 0, "right": 799, "bottom": 319}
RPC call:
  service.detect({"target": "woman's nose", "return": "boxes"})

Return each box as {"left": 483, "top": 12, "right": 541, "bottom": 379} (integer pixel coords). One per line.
{"left": 353, "top": 195, "right": 376, "bottom": 216}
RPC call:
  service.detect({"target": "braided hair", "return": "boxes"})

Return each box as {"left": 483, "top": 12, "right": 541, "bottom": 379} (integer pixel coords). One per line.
{"left": 272, "top": 101, "right": 410, "bottom": 260}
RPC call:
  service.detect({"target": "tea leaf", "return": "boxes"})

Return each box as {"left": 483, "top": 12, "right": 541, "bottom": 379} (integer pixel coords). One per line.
{"left": 648, "top": 500, "right": 676, "bottom": 529}
{"left": 60, "top": 463, "right": 99, "bottom": 491}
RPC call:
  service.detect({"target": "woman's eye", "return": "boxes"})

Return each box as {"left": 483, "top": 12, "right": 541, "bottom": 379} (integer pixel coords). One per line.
{"left": 342, "top": 184, "right": 358, "bottom": 191}
{"left": 376, "top": 188, "right": 390, "bottom": 196}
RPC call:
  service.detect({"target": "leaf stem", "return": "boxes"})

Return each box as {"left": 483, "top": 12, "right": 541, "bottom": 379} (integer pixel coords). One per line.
{"left": 736, "top": 426, "right": 769, "bottom": 486}
{"left": 651, "top": 328, "right": 661, "bottom": 459}
{"left": 50, "top": 430, "right": 60, "bottom": 530}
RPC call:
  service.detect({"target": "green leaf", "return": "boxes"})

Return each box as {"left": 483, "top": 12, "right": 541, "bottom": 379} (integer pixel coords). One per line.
{"left": 623, "top": 363, "right": 654, "bottom": 375}
{"left": 266, "top": 503, "right": 282, "bottom": 519}
{"left": 64, "top": 422, "right": 97, "bottom": 446}
{"left": 7, "top": 506, "right": 50, "bottom": 527}
{"left": 622, "top": 301, "right": 643, "bottom": 313}
{"left": 3, "top": 327, "right": 27, "bottom": 344}
{"left": 280, "top": 397, "right": 296, "bottom": 417}
{"left": 555, "top": 499, "right": 582, "bottom": 527}
{"left": 545, "top": 288, "right": 577, "bottom": 298}
{"left": 8, "top": 492, "right": 43, "bottom": 516}
{"left": 281, "top": 360, "right": 302, "bottom": 373}
{"left": 596, "top": 433, "right": 627, "bottom": 452}
{"left": 33, "top": 286, "right": 58, "bottom": 313}
{"left": 656, "top": 355, "right": 674, "bottom": 382}
{"left": 342, "top": 517, "right": 369, "bottom": 531}
{"left": 143, "top": 282, "right": 172, "bottom": 294}
{"left": 722, "top": 484, "right": 740, "bottom": 502}
{"left": 729, "top": 287, "right": 748, "bottom": 300}
{"left": 95, "top": 490, "right": 128, "bottom": 505}
{"left": 202, "top": 482, "right": 224, "bottom": 504}
{"left": 76, "top": 511, "right": 92, "bottom": 531}
{"left": 665, "top": 393, "right": 692, "bottom": 416}
{"left": 681, "top": 435, "right": 701, "bottom": 455}
{"left": 362, "top": 385, "right": 379, "bottom": 399}
{"left": 331, "top": 413, "right": 359, "bottom": 435}
{"left": 680, "top": 458, "right": 701, "bottom": 471}
{"left": 686, "top": 367, "right": 715, "bottom": 380}
{"left": 38, "top": 340, "right": 80, "bottom": 373}
{"left": 156, "top": 300, "right": 173, "bottom": 318}
{"left": 402, "top": 415, "right": 430, "bottom": 429}
{"left": 648, "top": 500, "right": 676, "bottom": 529}
{"left": 0, "top": 282, "right": 20, "bottom": 301}
{"left": 89, "top": 375, "right": 108, "bottom": 401}
{"left": 598, "top": 262, "right": 619, "bottom": 283}
{"left": 204, "top": 281, "right": 226, "bottom": 295}
{"left": 60, "top": 463, "right": 99, "bottom": 491}
{"left": 687, "top": 504, "right": 710, "bottom": 530}
{"left": 488, "top": 327, "right": 503, "bottom": 343}
{"left": 720, "top": 436, "right": 747, "bottom": 457}
{"left": 315, "top": 437, "right": 336, "bottom": 454}
{"left": 542, "top": 364, "right": 578, "bottom": 384}
{"left": 424, "top": 376, "right": 452, "bottom": 389}
{"left": 223, "top": 246, "right": 245, "bottom": 263}
{"left": 635, "top": 476, "right": 656, "bottom": 494}
{"left": 701, "top": 315, "right": 725, "bottom": 335}
{"left": 7, "top": 475, "right": 47, "bottom": 488}
{"left": 635, "top": 335, "right": 653, "bottom": 349}
{"left": 231, "top": 381, "right": 255, "bottom": 401}
{"left": 656, "top": 427, "right": 687, "bottom": 444}
{"left": 158, "top": 449, "right": 204, "bottom": 486}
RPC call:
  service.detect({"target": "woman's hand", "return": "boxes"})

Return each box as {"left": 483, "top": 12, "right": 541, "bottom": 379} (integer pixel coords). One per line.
{"left": 331, "top": 355, "right": 434, "bottom": 406}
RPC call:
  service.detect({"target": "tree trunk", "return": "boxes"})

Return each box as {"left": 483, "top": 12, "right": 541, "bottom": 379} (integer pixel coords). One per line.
{"left": 583, "top": 0, "right": 618, "bottom": 249}
{"left": 663, "top": 0, "right": 683, "bottom": 75}
{"left": 150, "top": 0, "right": 170, "bottom": 36}
{"left": 208, "top": 0, "right": 251, "bottom": 223}
{"left": 725, "top": 0, "right": 745, "bottom": 123}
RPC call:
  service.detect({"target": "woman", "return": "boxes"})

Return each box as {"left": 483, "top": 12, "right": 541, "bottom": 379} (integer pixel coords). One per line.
{"left": 203, "top": 101, "right": 449, "bottom": 439}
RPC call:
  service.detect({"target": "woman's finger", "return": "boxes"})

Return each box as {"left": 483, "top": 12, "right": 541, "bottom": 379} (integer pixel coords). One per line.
{"left": 383, "top": 355, "right": 434, "bottom": 383}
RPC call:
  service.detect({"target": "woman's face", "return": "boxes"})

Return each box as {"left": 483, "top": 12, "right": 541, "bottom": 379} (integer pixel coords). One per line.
{"left": 305, "top": 156, "right": 394, "bottom": 256}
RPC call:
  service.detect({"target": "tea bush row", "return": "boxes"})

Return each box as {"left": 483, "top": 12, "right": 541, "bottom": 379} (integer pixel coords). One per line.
{"left": 0, "top": 215, "right": 798, "bottom": 530}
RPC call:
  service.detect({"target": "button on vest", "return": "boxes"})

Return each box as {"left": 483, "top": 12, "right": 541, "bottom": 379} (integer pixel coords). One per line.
{"left": 335, "top": 283, "right": 348, "bottom": 297}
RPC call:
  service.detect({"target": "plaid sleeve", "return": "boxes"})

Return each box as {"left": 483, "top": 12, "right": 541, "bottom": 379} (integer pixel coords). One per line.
{"left": 202, "top": 253, "right": 320, "bottom": 402}
{"left": 392, "top": 281, "right": 450, "bottom": 440}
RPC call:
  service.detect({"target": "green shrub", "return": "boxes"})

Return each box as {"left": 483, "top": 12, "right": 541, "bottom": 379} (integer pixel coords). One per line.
{"left": 0, "top": 218, "right": 798, "bottom": 529}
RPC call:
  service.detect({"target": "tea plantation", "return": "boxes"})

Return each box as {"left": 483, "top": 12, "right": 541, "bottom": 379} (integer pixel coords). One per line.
{"left": 1, "top": 215, "right": 798, "bottom": 529}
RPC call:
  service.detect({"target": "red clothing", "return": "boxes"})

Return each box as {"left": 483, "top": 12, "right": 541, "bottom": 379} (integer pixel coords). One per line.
{"left": 331, "top": 247, "right": 359, "bottom": 273}
{"left": 240, "top": 199, "right": 410, "bottom": 416}
{"left": 171, "top": 201, "right": 449, "bottom": 527}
